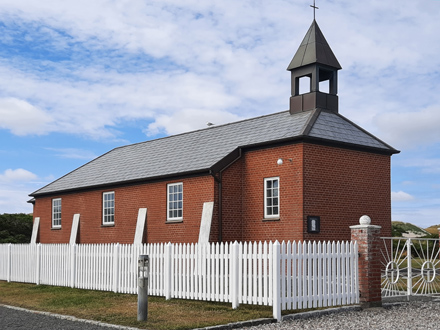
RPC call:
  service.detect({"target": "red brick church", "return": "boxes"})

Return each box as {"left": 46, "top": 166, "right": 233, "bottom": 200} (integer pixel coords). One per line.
{"left": 29, "top": 20, "right": 399, "bottom": 244}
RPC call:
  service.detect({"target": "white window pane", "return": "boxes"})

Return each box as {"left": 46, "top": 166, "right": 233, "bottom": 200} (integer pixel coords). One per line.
{"left": 168, "top": 183, "right": 183, "bottom": 219}
{"left": 103, "top": 192, "right": 115, "bottom": 224}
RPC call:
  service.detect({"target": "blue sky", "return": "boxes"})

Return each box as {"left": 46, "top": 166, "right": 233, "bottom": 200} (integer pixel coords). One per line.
{"left": 0, "top": 0, "right": 439, "bottom": 228}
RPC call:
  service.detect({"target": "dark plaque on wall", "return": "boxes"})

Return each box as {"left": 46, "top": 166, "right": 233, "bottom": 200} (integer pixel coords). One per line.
{"left": 307, "top": 216, "right": 320, "bottom": 233}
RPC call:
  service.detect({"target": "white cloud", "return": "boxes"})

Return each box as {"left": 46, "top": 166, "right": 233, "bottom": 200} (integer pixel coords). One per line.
{"left": 392, "top": 191, "right": 415, "bottom": 202}
{"left": 45, "top": 148, "right": 97, "bottom": 160}
{"left": 0, "top": 169, "right": 38, "bottom": 213}
{"left": 374, "top": 106, "right": 440, "bottom": 150}
{"left": 0, "top": 98, "right": 53, "bottom": 136}
{"left": 0, "top": 168, "right": 37, "bottom": 183}
{"left": 393, "top": 207, "right": 440, "bottom": 229}
{"left": 0, "top": 188, "right": 34, "bottom": 214}
{"left": 397, "top": 157, "right": 440, "bottom": 174}
{"left": 145, "top": 108, "right": 243, "bottom": 136}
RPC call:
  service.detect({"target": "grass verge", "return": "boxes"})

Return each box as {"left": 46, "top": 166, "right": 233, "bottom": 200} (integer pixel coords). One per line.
{"left": 0, "top": 281, "right": 273, "bottom": 329}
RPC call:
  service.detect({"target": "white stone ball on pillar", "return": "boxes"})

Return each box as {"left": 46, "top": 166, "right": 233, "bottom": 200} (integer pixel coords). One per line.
{"left": 359, "top": 215, "right": 371, "bottom": 225}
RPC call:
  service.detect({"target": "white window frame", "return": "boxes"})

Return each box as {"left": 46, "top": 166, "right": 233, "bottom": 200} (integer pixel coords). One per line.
{"left": 102, "top": 191, "right": 115, "bottom": 225}
{"left": 167, "top": 182, "right": 183, "bottom": 221}
{"left": 264, "top": 177, "right": 280, "bottom": 219}
{"left": 52, "top": 198, "right": 62, "bottom": 228}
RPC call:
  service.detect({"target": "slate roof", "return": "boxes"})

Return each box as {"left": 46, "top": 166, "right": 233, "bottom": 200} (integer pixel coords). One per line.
{"left": 287, "top": 20, "right": 342, "bottom": 71}
{"left": 31, "top": 109, "right": 398, "bottom": 196}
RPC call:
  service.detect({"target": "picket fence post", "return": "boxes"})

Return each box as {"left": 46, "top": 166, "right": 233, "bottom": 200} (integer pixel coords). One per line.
{"left": 230, "top": 241, "right": 240, "bottom": 309}
{"left": 70, "top": 243, "right": 76, "bottom": 288}
{"left": 164, "top": 243, "right": 172, "bottom": 300}
{"left": 7, "top": 243, "right": 11, "bottom": 282}
{"left": 272, "top": 241, "right": 281, "bottom": 322}
{"left": 36, "top": 243, "right": 41, "bottom": 285}
{"left": 113, "top": 243, "right": 120, "bottom": 293}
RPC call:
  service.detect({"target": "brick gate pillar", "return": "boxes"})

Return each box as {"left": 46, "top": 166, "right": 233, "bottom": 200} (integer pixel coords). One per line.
{"left": 350, "top": 215, "right": 382, "bottom": 308}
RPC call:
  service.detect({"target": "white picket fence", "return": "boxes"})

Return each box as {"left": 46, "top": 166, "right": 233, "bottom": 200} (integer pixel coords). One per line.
{"left": 0, "top": 241, "right": 358, "bottom": 320}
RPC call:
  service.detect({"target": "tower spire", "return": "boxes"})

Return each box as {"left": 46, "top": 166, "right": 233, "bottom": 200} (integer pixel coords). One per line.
{"left": 287, "top": 20, "right": 342, "bottom": 114}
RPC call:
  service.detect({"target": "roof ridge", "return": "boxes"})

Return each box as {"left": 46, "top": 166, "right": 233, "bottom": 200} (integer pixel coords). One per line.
{"left": 301, "top": 108, "right": 321, "bottom": 136}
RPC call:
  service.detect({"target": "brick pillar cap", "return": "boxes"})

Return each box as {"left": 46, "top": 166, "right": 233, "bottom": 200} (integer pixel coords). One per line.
{"left": 360, "top": 215, "right": 371, "bottom": 225}
{"left": 350, "top": 215, "right": 381, "bottom": 229}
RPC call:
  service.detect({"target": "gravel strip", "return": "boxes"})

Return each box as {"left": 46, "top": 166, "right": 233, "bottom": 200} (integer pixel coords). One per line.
{"left": 3, "top": 300, "right": 440, "bottom": 330}
{"left": 246, "top": 301, "right": 440, "bottom": 330}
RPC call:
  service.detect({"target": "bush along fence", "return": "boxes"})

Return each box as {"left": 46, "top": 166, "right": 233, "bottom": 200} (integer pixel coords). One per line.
{"left": 0, "top": 217, "right": 383, "bottom": 321}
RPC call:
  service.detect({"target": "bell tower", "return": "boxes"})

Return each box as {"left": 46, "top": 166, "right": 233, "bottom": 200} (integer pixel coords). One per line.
{"left": 287, "top": 20, "right": 342, "bottom": 114}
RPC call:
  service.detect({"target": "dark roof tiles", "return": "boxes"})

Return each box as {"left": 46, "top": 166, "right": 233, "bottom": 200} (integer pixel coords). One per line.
{"left": 31, "top": 109, "right": 397, "bottom": 196}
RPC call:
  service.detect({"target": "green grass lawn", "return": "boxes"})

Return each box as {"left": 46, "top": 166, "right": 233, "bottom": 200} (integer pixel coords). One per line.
{"left": 0, "top": 281, "right": 274, "bottom": 330}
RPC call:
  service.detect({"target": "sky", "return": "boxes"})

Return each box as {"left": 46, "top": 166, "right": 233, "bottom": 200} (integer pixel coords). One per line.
{"left": 0, "top": 0, "right": 439, "bottom": 228}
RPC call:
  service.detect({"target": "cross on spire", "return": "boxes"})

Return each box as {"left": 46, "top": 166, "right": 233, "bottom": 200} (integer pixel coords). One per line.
{"left": 310, "top": 0, "right": 318, "bottom": 20}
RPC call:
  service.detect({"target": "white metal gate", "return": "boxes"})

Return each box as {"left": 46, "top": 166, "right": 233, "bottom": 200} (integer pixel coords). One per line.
{"left": 381, "top": 237, "right": 440, "bottom": 297}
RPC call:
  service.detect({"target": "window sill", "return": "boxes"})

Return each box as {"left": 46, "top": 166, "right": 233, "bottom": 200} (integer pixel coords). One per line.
{"left": 166, "top": 220, "right": 183, "bottom": 224}
{"left": 51, "top": 227, "right": 62, "bottom": 230}
{"left": 101, "top": 223, "right": 115, "bottom": 227}
{"left": 262, "top": 218, "right": 280, "bottom": 222}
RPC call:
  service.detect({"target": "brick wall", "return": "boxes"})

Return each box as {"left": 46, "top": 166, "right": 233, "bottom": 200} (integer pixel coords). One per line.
{"left": 33, "top": 175, "right": 215, "bottom": 244}
{"left": 221, "top": 142, "right": 391, "bottom": 242}
{"left": 220, "top": 159, "right": 243, "bottom": 242}
{"left": 303, "top": 143, "right": 392, "bottom": 241}
{"left": 221, "top": 143, "right": 305, "bottom": 242}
